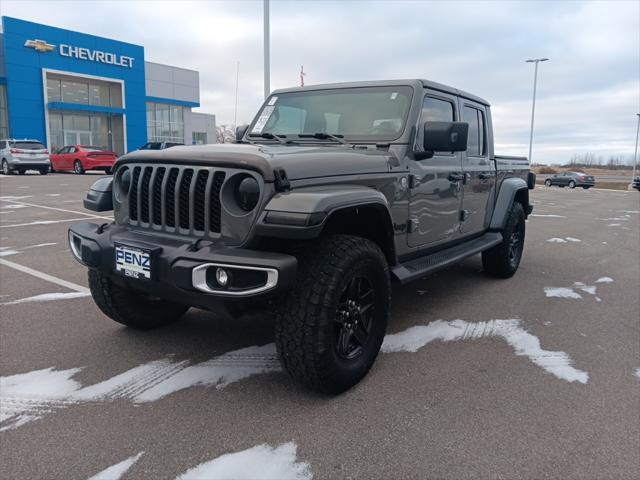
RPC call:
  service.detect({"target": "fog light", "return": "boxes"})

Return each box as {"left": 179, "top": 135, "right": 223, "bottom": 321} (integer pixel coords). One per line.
{"left": 215, "top": 268, "right": 229, "bottom": 287}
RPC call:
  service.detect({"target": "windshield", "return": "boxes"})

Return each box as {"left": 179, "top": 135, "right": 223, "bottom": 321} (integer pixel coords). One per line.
{"left": 10, "top": 141, "right": 46, "bottom": 150}
{"left": 249, "top": 86, "right": 413, "bottom": 142}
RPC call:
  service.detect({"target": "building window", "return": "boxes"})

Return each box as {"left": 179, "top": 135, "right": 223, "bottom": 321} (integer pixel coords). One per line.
{"left": 46, "top": 73, "right": 122, "bottom": 108}
{"left": 192, "top": 132, "right": 207, "bottom": 144}
{"left": 0, "top": 85, "right": 9, "bottom": 139}
{"left": 146, "top": 102, "right": 184, "bottom": 143}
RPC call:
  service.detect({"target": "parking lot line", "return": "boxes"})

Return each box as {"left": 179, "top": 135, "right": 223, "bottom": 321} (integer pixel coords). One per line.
{"left": 0, "top": 199, "right": 112, "bottom": 220}
{"left": 2, "top": 217, "right": 96, "bottom": 228}
{"left": 0, "top": 258, "right": 89, "bottom": 293}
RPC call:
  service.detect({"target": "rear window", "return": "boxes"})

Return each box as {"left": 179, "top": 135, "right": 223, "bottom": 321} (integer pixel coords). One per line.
{"left": 10, "top": 141, "right": 46, "bottom": 150}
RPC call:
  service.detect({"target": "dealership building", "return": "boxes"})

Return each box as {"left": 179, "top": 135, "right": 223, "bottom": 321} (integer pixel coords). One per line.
{"left": 0, "top": 16, "right": 216, "bottom": 155}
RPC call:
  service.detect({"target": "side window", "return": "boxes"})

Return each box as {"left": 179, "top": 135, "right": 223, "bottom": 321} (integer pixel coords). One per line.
{"left": 463, "top": 106, "right": 486, "bottom": 157}
{"left": 422, "top": 96, "right": 454, "bottom": 123}
{"left": 420, "top": 96, "right": 455, "bottom": 153}
{"left": 68, "top": 147, "right": 76, "bottom": 153}
{"left": 0, "top": 141, "right": 5, "bottom": 149}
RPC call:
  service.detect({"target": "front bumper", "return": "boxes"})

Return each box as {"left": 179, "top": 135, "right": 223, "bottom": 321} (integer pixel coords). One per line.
{"left": 68, "top": 222, "right": 297, "bottom": 310}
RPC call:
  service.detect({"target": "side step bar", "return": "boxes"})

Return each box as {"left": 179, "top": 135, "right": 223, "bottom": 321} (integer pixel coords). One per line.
{"left": 391, "top": 232, "right": 503, "bottom": 284}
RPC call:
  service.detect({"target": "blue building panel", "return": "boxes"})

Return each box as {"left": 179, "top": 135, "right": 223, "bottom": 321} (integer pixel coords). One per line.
{"left": 1, "top": 16, "right": 147, "bottom": 152}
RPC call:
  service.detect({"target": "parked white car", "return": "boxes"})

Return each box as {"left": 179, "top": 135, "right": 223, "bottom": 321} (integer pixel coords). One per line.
{"left": 0, "top": 139, "right": 51, "bottom": 175}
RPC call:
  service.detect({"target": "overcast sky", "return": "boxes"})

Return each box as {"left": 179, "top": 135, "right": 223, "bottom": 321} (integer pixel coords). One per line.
{"left": 1, "top": 0, "right": 638, "bottom": 163}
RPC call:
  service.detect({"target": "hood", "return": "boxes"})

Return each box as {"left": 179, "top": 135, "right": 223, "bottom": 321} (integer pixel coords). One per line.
{"left": 116, "top": 143, "right": 393, "bottom": 182}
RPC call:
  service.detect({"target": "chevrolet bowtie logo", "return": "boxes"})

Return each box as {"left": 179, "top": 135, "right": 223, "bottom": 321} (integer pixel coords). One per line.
{"left": 24, "top": 39, "right": 56, "bottom": 53}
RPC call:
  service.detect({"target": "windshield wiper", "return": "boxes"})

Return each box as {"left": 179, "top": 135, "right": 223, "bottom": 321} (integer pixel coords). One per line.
{"left": 298, "top": 133, "right": 350, "bottom": 146}
{"left": 248, "top": 132, "right": 288, "bottom": 145}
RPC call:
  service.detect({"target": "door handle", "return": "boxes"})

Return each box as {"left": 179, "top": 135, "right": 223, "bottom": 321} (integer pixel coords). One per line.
{"left": 448, "top": 173, "right": 464, "bottom": 182}
{"left": 479, "top": 173, "right": 495, "bottom": 180}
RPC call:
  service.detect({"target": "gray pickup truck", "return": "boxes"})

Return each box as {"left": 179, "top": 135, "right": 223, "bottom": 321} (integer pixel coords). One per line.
{"left": 70, "top": 79, "right": 534, "bottom": 393}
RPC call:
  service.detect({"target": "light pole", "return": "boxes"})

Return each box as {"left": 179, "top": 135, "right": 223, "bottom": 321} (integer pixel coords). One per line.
{"left": 631, "top": 113, "right": 640, "bottom": 185}
{"left": 526, "top": 58, "right": 549, "bottom": 163}
{"left": 263, "top": 0, "right": 270, "bottom": 99}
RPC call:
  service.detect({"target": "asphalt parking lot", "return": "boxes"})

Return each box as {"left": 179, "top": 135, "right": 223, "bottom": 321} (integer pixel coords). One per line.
{"left": 0, "top": 172, "right": 639, "bottom": 480}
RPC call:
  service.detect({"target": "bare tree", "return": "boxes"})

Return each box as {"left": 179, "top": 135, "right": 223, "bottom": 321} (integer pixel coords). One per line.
{"left": 216, "top": 124, "right": 236, "bottom": 144}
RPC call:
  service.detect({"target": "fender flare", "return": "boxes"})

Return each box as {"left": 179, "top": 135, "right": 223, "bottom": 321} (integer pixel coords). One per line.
{"left": 489, "top": 177, "right": 530, "bottom": 230}
{"left": 255, "top": 185, "right": 394, "bottom": 240}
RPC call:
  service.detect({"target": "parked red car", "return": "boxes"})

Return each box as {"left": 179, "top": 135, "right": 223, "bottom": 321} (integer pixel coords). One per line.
{"left": 50, "top": 145, "right": 117, "bottom": 174}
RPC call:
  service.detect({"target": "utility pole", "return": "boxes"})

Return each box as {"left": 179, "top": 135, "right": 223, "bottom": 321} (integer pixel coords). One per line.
{"left": 300, "top": 65, "right": 306, "bottom": 87}
{"left": 526, "top": 58, "right": 549, "bottom": 163}
{"left": 632, "top": 113, "right": 640, "bottom": 185}
{"left": 263, "top": 0, "right": 270, "bottom": 99}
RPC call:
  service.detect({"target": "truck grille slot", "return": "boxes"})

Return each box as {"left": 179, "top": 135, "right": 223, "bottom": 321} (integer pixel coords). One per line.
{"left": 179, "top": 169, "right": 194, "bottom": 229}
{"left": 126, "top": 165, "right": 227, "bottom": 234}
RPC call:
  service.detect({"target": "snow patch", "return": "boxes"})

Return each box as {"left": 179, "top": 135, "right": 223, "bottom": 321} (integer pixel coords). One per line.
{"left": 544, "top": 287, "right": 582, "bottom": 299}
{"left": 546, "top": 238, "right": 567, "bottom": 243}
{"left": 382, "top": 319, "right": 588, "bottom": 383}
{"left": 1, "top": 292, "right": 90, "bottom": 306}
{"left": 87, "top": 452, "right": 143, "bottom": 480}
{"left": 635, "top": 368, "right": 640, "bottom": 379}
{"left": 530, "top": 214, "right": 566, "bottom": 218}
{"left": 596, "top": 277, "right": 614, "bottom": 283}
{"left": 565, "top": 237, "right": 581, "bottom": 242}
{"left": 134, "top": 344, "right": 280, "bottom": 402}
{"left": 0, "top": 367, "right": 82, "bottom": 431}
{"left": 608, "top": 223, "right": 621, "bottom": 227}
{"left": 176, "top": 442, "right": 312, "bottom": 480}
{"left": 0, "top": 344, "right": 280, "bottom": 430}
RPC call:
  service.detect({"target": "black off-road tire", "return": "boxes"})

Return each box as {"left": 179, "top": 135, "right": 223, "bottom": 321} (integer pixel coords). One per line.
{"left": 105, "top": 167, "right": 113, "bottom": 175}
{"left": 39, "top": 168, "right": 48, "bottom": 175}
{"left": 482, "top": 202, "right": 526, "bottom": 278}
{"left": 17, "top": 170, "right": 25, "bottom": 175}
{"left": 88, "top": 270, "right": 189, "bottom": 329}
{"left": 275, "top": 234, "right": 390, "bottom": 394}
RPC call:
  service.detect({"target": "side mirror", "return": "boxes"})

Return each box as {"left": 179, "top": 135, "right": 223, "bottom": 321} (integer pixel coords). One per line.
{"left": 84, "top": 177, "right": 113, "bottom": 212}
{"left": 415, "top": 121, "right": 469, "bottom": 160}
{"left": 235, "top": 124, "right": 249, "bottom": 143}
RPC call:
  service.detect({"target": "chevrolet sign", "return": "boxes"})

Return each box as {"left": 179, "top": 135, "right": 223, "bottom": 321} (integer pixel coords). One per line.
{"left": 24, "top": 38, "right": 134, "bottom": 68}
{"left": 59, "top": 44, "right": 134, "bottom": 68}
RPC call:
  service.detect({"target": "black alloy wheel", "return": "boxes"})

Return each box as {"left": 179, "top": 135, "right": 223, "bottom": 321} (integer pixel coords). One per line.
{"left": 507, "top": 219, "right": 523, "bottom": 269}
{"left": 334, "top": 275, "right": 375, "bottom": 360}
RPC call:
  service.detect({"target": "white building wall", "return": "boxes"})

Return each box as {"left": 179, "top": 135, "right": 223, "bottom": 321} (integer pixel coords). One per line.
{"left": 144, "top": 61, "right": 199, "bottom": 103}
{"left": 184, "top": 110, "right": 216, "bottom": 144}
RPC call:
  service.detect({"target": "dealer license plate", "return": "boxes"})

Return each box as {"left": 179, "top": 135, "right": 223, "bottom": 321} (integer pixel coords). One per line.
{"left": 115, "top": 244, "right": 152, "bottom": 280}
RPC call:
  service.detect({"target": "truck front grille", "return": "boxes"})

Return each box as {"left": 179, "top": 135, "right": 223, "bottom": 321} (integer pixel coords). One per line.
{"left": 127, "top": 165, "right": 227, "bottom": 234}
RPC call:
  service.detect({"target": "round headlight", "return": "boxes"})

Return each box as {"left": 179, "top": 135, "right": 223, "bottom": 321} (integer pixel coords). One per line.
{"left": 114, "top": 167, "right": 131, "bottom": 201}
{"left": 235, "top": 177, "right": 260, "bottom": 211}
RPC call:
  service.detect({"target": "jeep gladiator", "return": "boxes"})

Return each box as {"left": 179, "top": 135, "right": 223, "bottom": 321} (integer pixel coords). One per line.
{"left": 69, "top": 79, "right": 534, "bottom": 393}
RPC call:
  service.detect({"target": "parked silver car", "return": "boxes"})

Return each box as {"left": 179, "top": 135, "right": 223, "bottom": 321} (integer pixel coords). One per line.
{"left": 0, "top": 139, "right": 51, "bottom": 175}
